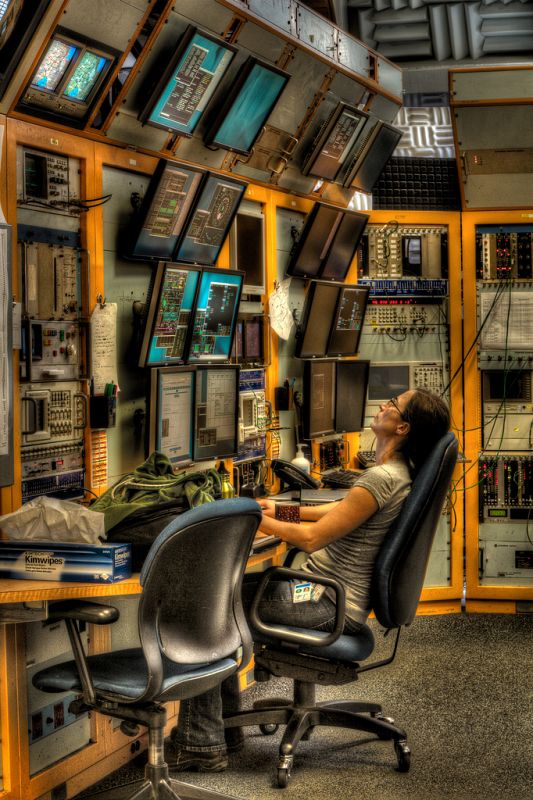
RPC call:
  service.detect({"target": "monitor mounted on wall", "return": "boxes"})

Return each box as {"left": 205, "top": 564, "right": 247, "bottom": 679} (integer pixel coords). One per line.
{"left": 187, "top": 267, "right": 244, "bottom": 363}
{"left": 302, "top": 102, "right": 369, "bottom": 183}
{"left": 125, "top": 160, "right": 205, "bottom": 260}
{"left": 287, "top": 202, "right": 369, "bottom": 281}
{"left": 343, "top": 121, "right": 402, "bottom": 194}
{"left": 138, "top": 25, "right": 237, "bottom": 136}
{"left": 175, "top": 173, "right": 247, "bottom": 266}
{"left": 204, "top": 56, "right": 290, "bottom": 155}
{"left": 18, "top": 27, "right": 119, "bottom": 126}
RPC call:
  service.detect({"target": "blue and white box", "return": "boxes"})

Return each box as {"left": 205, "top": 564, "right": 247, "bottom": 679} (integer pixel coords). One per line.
{"left": 0, "top": 541, "right": 132, "bottom": 583}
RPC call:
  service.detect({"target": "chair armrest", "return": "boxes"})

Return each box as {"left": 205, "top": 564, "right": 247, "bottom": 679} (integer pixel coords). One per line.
{"left": 249, "top": 566, "right": 346, "bottom": 648}
{"left": 46, "top": 600, "right": 120, "bottom": 625}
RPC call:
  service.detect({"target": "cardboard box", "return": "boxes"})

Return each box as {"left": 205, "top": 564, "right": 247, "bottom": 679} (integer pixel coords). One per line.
{"left": 0, "top": 541, "right": 132, "bottom": 583}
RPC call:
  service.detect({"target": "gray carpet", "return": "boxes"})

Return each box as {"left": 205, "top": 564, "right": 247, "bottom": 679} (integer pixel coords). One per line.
{"left": 73, "top": 614, "right": 533, "bottom": 800}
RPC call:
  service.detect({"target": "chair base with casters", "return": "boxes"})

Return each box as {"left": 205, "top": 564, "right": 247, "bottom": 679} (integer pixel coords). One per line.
{"left": 224, "top": 634, "right": 410, "bottom": 788}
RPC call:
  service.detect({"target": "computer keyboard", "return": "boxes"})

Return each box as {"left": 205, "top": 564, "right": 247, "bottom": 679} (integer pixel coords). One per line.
{"left": 320, "top": 469, "right": 361, "bottom": 489}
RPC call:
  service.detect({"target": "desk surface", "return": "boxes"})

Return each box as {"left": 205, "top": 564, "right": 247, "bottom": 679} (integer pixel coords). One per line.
{"left": 0, "top": 536, "right": 285, "bottom": 605}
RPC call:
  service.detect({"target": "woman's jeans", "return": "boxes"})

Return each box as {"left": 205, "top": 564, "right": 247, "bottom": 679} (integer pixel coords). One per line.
{"left": 173, "top": 573, "right": 365, "bottom": 753}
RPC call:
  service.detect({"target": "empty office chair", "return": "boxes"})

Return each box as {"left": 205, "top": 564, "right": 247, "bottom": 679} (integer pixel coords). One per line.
{"left": 224, "top": 432, "right": 458, "bottom": 787}
{"left": 33, "top": 498, "right": 262, "bottom": 800}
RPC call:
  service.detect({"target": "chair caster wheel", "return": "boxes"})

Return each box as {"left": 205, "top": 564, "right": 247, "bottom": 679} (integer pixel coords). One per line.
{"left": 259, "top": 723, "right": 279, "bottom": 735}
{"left": 394, "top": 740, "right": 411, "bottom": 772}
{"left": 277, "top": 767, "right": 290, "bottom": 787}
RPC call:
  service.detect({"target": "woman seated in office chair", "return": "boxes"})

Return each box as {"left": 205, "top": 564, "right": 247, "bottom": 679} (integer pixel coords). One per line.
{"left": 170, "top": 388, "right": 450, "bottom": 773}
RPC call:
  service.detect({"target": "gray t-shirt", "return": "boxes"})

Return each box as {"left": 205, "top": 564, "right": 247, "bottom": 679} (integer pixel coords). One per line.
{"left": 302, "top": 456, "right": 412, "bottom": 625}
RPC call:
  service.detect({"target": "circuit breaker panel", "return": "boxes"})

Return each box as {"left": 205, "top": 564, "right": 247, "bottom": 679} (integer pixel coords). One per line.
{"left": 475, "top": 225, "right": 533, "bottom": 588}
{"left": 357, "top": 223, "right": 451, "bottom": 588}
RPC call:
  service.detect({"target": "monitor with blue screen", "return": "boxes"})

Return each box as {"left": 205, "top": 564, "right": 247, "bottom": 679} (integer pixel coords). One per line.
{"left": 188, "top": 268, "right": 244, "bottom": 362}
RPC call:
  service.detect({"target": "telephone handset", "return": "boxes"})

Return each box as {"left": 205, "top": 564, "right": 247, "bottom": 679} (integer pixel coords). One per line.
{"left": 271, "top": 459, "right": 321, "bottom": 491}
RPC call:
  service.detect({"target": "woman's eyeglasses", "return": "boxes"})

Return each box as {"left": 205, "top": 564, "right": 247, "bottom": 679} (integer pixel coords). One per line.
{"left": 385, "top": 396, "right": 407, "bottom": 420}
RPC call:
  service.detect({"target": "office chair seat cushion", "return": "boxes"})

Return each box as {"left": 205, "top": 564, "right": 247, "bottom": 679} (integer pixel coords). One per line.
{"left": 253, "top": 624, "right": 375, "bottom": 663}
{"left": 33, "top": 648, "right": 237, "bottom": 700}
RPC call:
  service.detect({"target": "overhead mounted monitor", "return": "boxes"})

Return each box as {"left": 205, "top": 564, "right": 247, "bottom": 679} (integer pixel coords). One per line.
{"left": 204, "top": 56, "right": 290, "bottom": 155}
{"left": 18, "top": 27, "right": 119, "bottom": 126}
{"left": 287, "top": 202, "right": 368, "bottom": 281}
{"left": 187, "top": 267, "right": 244, "bottom": 362}
{"left": 229, "top": 209, "right": 265, "bottom": 294}
{"left": 193, "top": 366, "right": 239, "bottom": 461}
{"left": 175, "top": 173, "right": 247, "bottom": 266}
{"left": 138, "top": 26, "right": 236, "bottom": 136}
{"left": 343, "top": 121, "right": 402, "bottom": 193}
{"left": 149, "top": 367, "right": 195, "bottom": 469}
{"left": 139, "top": 262, "right": 201, "bottom": 367}
{"left": 302, "top": 103, "right": 369, "bottom": 183}
{"left": 0, "top": 0, "right": 52, "bottom": 101}
{"left": 126, "top": 160, "right": 205, "bottom": 260}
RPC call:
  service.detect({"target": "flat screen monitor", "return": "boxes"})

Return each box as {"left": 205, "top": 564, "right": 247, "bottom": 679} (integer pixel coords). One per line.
{"left": 343, "top": 121, "right": 402, "bottom": 193}
{"left": 295, "top": 281, "right": 340, "bottom": 359}
{"left": 175, "top": 173, "right": 247, "bottom": 265}
{"left": 20, "top": 27, "right": 118, "bottom": 125}
{"left": 243, "top": 318, "right": 263, "bottom": 362}
{"left": 188, "top": 268, "right": 244, "bottom": 362}
{"left": 0, "top": 0, "right": 52, "bottom": 101}
{"left": 138, "top": 26, "right": 236, "bottom": 136}
{"left": 193, "top": 366, "right": 239, "bottom": 460}
{"left": 287, "top": 202, "right": 368, "bottom": 281}
{"left": 126, "top": 160, "right": 205, "bottom": 260}
{"left": 302, "top": 103, "right": 368, "bottom": 182}
{"left": 229, "top": 210, "right": 265, "bottom": 294}
{"left": 139, "top": 263, "right": 201, "bottom": 367}
{"left": 368, "top": 364, "right": 410, "bottom": 402}
{"left": 204, "top": 56, "right": 290, "bottom": 155}
{"left": 335, "top": 360, "right": 370, "bottom": 433}
{"left": 302, "top": 360, "right": 336, "bottom": 439}
{"left": 327, "top": 285, "right": 369, "bottom": 357}
{"left": 150, "top": 367, "right": 195, "bottom": 468}
{"left": 320, "top": 209, "right": 369, "bottom": 281}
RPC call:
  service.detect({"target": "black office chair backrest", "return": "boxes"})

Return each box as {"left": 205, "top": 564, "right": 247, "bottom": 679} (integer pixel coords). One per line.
{"left": 137, "top": 497, "right": 262, "bottom": 699}
{"left": 372, "top": 432, "right": 458, "bottom": 629}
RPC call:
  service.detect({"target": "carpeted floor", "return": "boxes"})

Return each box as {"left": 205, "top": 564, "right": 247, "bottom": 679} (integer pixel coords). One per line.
{"left": 73, "top": 613, "right": 533, "bottom": 800}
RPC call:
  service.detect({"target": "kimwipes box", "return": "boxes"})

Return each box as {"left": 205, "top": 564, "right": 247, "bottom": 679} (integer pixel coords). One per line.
{"left": 0, "top": 541, "right": 132, "bottom": 583}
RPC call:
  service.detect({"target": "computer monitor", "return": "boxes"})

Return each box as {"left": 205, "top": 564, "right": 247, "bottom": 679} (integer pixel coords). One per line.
{"left": 187, "top": 267, "right": 244, "bottom": 362}
{"left": 287, "top": 202, "right": 369, "bottom": 281}
{"left": 193, "top": 365, "right": 239, "bottom": 461}
{"left": 126, "top": 160, "right": 205, "bottom": 260}
{"left": 175, "top": 173, "right": 247, "bottom": 266}
{"left": 295, "top": 281, "right": 340, "bottom": 359}
{"left": 343, "top": 121, "right": 402, "bottom": 193}
{"left": 368, "top": 364, "right": 410, "bottom": 401}
{"left": 243, "top": 317, "right": 263, "bottom": 363}
{"left": 138, "top": 25, "right": 237, "bottom": 136}
{"left": 0, "top": 0, "right": 52, "bottom": 101}
{"left": 204, "top": 56, "right": 290, "bottom": 155}
{"left": 229, "top": 209, "right": 265, "bottom": 294}
{"left": 150, "top": 367, "right": 195, "bottom": 468}
{"left": 139, "top": 262, "right": 201, "bottom": 367}
{"left": 335, "top": 360, "right": 370, "bottom": 433}
{"left": 296, "top": 281, "right": 369, "bottom": 358}
{"left": 302, "top": 103, "right": 369, "bottom": 183}
{"left": 320, "top": 210, "right": 369, "bottom": 282}
{"left": 19, "top": 27, "right": 118, "bottom": 125}
{"left": 302, "top": 360, "right": 336, "bottom": 439}
{"left": 327, "top": 285, "right": 369, "bottom": 357}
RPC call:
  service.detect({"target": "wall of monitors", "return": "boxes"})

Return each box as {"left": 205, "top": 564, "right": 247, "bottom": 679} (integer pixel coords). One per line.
{"left": 138, "top": 26, "right": 237, "bottom": 136}
{"left": 204, "top": 56, "right": 290, "bottom": 155}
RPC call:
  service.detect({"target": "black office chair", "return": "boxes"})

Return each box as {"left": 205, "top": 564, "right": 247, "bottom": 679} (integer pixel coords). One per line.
{"left": 223, "top": 432, "right": 459, "bottom": 787}
{"left": 32, "top": 497, "right": 262, "bottom": 800}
